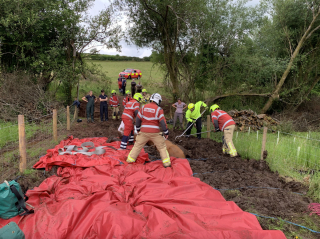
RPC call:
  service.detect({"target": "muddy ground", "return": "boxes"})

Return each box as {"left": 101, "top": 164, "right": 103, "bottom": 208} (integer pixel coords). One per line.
{"left": 64, "top": 116, "right": 320, "bottom": 238}
{"left": 12, "top": 97, "right": 320, "bottom": 238}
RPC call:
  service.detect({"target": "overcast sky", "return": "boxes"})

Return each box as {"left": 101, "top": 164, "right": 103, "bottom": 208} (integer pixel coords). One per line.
{"left": 88, "top": 0, "right": 260, "bottom": 58}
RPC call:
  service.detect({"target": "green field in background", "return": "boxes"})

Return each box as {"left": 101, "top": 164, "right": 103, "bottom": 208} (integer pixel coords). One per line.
{"left": 85, "top": 60, "right": 169, "bottom": 98}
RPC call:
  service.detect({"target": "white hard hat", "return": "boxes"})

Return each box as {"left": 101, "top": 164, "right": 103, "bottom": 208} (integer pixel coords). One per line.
{"left": 150, "top": 93, "right": 162, "bottom": 106}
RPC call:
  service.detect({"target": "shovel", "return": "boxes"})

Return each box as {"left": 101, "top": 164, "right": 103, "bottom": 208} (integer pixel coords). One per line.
{"left": 175, "top": 108, "right": 207, "bottom": 140}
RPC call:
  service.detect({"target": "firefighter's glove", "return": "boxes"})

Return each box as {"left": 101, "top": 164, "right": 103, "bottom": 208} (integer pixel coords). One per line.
{"left": 164, "top": 129, "right": 169, "bottom": 136}
{"left": 215, "top": 127, "right": 220, "bottom": 132}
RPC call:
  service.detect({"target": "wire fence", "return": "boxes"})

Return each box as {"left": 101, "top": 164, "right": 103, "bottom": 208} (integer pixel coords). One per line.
{"left": 229, "top": 127, "right": 320, "bottom": 199}
{"left": 0, "top": 106, "right": 77, "bottom": 182}
{"left": 183, "top": 116, "right": 320, "bottom": 198}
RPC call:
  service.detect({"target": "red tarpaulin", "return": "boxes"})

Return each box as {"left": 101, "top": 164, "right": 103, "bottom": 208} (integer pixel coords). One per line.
{"left": 0, "top": 137, "right": 286, "bottom": 238}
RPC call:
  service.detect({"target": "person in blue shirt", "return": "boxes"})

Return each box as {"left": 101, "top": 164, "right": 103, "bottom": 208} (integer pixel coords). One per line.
{"left": 99, "top": 90, "right": 108, "bottom": 122}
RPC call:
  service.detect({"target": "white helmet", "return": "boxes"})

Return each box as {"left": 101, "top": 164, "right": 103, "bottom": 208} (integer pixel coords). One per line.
{"left": 150, "top": 93, "right": 162, "bottom": 106}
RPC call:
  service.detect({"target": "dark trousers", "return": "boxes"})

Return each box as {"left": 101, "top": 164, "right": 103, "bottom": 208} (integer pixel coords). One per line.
{"left": 86, "top": 104, "right": 94, "bottom": 121}
{"left": 186, "top": 117, "right": 202, "bottom": 139}
{"left": 100, "top": 104, "right": 108, "bottom": 121}
{"left": 122, "top": 86, "right": 126, "bottom": 96}
{"left": 131, "top": 87, "right": 136, "bottom": 96}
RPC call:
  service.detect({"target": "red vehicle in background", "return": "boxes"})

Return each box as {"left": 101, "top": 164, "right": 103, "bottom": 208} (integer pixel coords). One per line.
{"left": 119, "top": 68, "right": 142, "bottom": 79}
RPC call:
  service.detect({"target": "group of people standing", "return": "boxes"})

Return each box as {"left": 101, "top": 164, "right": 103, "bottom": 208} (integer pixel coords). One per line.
{"left": 79, "top": 85, "right": 237, "bottom": 168}
{"left": 81, "top": 82, "right": 151, "bottom": 123}
{"left": 117, "top": 76, "right": 141, "bottom": 96}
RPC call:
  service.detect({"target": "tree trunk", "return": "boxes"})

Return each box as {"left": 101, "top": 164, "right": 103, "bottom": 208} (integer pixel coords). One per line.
{"left": 163, "top": 40, "right": 179, "bottom": 99}
{"left": 205, "top": 93, "right": 270, "bottom": 104}
{"left": 260, "top": 9, "right": 320, "bottom": 113}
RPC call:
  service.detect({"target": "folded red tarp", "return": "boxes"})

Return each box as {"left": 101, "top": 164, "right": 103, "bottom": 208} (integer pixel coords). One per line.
{"left": 0, "top": 137, "right": 286, "bottom": 238}
{"left": 33, "top": 136, "right": 149, "bottom": 171}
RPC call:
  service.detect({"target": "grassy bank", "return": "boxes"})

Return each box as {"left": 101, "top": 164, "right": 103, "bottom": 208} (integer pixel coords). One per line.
{"left": 199, "top": 126, "right": 320, "bottom": 201}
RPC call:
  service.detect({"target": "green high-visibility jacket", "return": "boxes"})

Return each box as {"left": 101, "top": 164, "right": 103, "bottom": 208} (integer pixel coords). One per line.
{"left": 185, "top": 101, "right": 207, "bottom": 122}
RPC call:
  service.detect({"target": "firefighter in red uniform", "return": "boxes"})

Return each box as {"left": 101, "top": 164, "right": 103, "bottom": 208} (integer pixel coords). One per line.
{"left": 110, "top": 90, "right": 120, "bottom": 120}
{"left": 127, "top": 93, "right": 171, "bottom": 167}
{"left": 122, "top": 90, "right": 133, "bottom": 107}
{"left": 120, "top": 93, "right": 143, "bottom": 149}
{"left": 210, "top": 104, "right": 238, "bottom": 157}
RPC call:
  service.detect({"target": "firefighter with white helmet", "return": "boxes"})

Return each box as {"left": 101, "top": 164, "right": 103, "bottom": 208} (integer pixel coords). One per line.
{"left": 127, "top": 93, "right": 171, "bottom": 167}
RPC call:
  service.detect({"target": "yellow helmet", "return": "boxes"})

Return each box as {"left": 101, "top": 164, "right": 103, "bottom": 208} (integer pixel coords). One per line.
{"left": 188, "top": 103, "right": 195, "bottom": 110}
{"left": 133, "top": 93, "right": 143, "bottom": 102}
{"left": 210, "top": 104, "right": 220, "bottom": 112}
{"left": 126, "top": 90, "right": 131, "bottom": 94}
{"left": 111, "top": 90, "right": 116, "bottom": 94}
{"left": 142, "top": 89, "right": 147, "bottom": 93}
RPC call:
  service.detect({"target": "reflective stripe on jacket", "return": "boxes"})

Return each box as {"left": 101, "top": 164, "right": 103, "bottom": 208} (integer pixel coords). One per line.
{"left": 137, "top": 102, "right": 168, "bottom": 133}
{"left": 185, "top": 101, "right": 207, "bottom": 122}
{"left": 122, "top": 100, "right": 140, "bottom": 120}
{"left": 109, "top": 95, "right": 119, "bottom": 107}
{"left": 211, "top": 110, "right": 235, "bottom": 131}
{"left": 122, "top": 96, "right": 133, "bottom": 106}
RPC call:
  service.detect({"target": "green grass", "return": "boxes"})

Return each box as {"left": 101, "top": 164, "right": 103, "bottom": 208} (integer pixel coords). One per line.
{"left": 84, "top": 61, "right": 169, "bottom": 98}
{"left": 188, "top": 121, "right": 320, "bottom": 200}
{"left": 0, "top": 121, "right": 52, "bottom": 149}
{"left": 197, "top": 124, "right": 320, "bottom": 201}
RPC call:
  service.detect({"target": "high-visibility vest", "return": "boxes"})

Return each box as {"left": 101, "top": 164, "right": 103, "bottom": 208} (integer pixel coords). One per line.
{"left": 185, "top": 101, "right": 207, "bottom": 122}
{"left": 137, "top": 102, "right": 166, "bottom": 133}
{"left": 122, "top": 96, "right": 133, "bottom": 106}
{"left": 211, "top": 110, "right": 235, "bottom": 131}
{"left": 122, "top": 100, "right": 140, "bottom": 120}
{"left": 109, "top": 95, "right": 119, "bottom": 107}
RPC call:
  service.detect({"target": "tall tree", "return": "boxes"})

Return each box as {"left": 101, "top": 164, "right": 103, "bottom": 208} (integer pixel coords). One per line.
{"left": 116, "top": 0, "right": 207, "bottom": 99}
{"left": 260, "top": 0, "right": 320, "bottom": 113}
{"left": 0, "top": 0, "right": 121, "bottom": 104}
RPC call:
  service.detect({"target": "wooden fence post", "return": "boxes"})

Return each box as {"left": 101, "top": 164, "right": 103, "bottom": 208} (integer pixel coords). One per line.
{"left": 73, "top": 107, "right": 78, "bottom": 120}
{"left": 260, "top": 127, "right": 268, "bottom": 160}
{"left": 53, "top": 109, "right": 57, "bottom": 141}
{"left": 67, "top": 106, "right": 70, "bottom": 131}
{"left": 207, "top": 115, "right": 211, "bottom": 138}
{"left": 18, "top": 115, "right": 27, "bottom": 173}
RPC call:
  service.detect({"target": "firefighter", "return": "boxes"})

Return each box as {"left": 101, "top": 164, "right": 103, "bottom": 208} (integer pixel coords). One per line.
{"left": 210, "top": 104, "right": 238, "bottom": 157}
{"left": 120, "top": 93, "right": 143, "bottom": 149}
{"left": 127, "top": 93, "right": 171, "bottom": 168}
{"left": 109, "top": 90, "right": 120, "bottom": 120}
{"left": 141, "top": 89, "right": 150, "bottom": 104}
{"left": 185, "top": 101, "right": 207, "bottom": 139}
{"left": 82, "top": 91, "right": 97, "bottom": 123}
{"left": 122, "top": 90, "right": 133, "bottom": 107}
